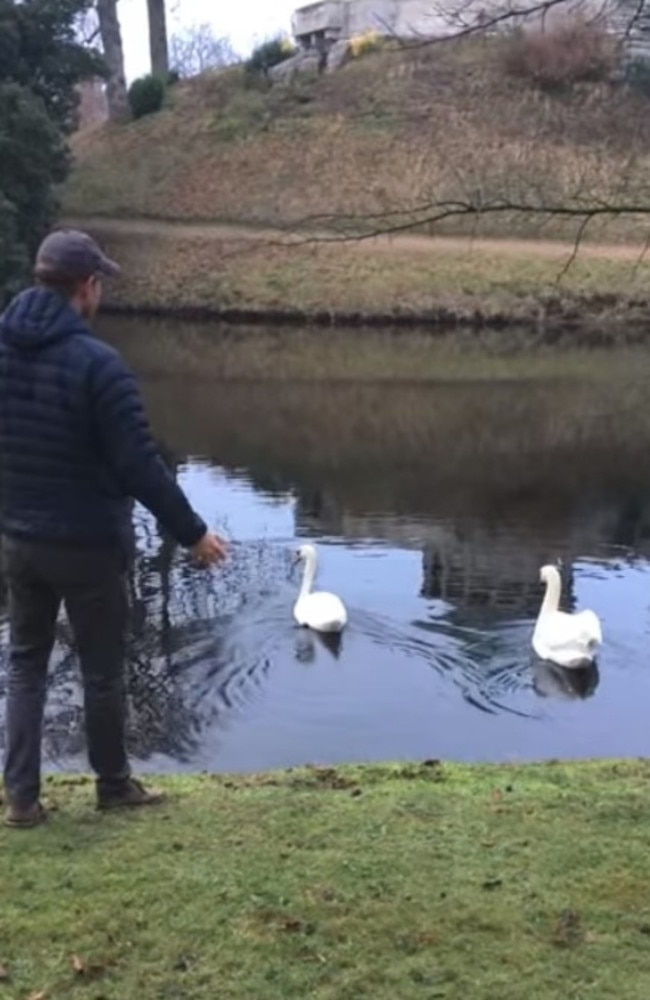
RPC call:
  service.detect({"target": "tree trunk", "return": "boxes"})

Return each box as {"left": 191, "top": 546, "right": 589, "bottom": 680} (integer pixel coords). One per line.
{"left": 96, "top": 0, "right": 129, "bottom": 121}
{"left": 147, "top": 0, "right": 169, "bottom": 77}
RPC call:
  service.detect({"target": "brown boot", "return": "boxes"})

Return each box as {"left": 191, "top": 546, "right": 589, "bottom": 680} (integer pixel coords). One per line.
{"left": 4, "top": 801, "right": 48, "bottom": 829}
{"left": 97, "top": 777, "right": 166, "bottom": 811}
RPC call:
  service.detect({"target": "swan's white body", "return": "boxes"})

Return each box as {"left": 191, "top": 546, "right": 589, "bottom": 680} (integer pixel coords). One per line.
{"left": 293, "top": 543, "right": 347, "bottom": 634}
{"left": 532, "top": 564, "right": 602, "bottom": 668}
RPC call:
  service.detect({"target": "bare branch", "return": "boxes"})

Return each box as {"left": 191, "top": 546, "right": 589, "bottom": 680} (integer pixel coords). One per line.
{"left": 619, "top": 0, "right": 647, "bottom": 38}
{"left": 402, "top": 0, "right": 573, "bottom": 48}
{"left": 554, "top": 213, "right": 594, "bottom": 282}
{"left": 392, "top": 0, "right": 650, "bottom": 52}
{"left": 169, "top": 23, "right": 238, "bottom": 77}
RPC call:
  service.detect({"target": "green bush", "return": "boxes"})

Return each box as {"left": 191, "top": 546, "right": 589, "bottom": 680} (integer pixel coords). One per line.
{"left": 128, "top": 74, "right": 165, "bottom": 119}
{"left": 245, "top": 36, "right": 295, "bottom": 79}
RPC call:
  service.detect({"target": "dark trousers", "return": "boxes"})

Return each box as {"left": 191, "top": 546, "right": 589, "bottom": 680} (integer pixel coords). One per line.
{"left": 2, "top": 535, "right": 131, "bottom": 807}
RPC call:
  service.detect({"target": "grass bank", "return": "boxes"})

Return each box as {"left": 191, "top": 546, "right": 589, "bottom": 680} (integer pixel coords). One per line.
{"left": 63, "top": 38, "right": 650, "bottom": 330}
{"left": 3, "top": 760, "right": 650, "bottom": 999}
{"left": 64, "top": 41, "right": 650, "bottom": 246}
{"left": 69, "top": 217, "right": 650, "bottom": 337}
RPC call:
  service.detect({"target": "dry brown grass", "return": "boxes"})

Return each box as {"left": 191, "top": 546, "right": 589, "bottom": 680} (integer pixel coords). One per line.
{"left": 503, "top": 16, "right": 619, "bottom": 91}
{"left": 80, "top": 218, "right": 650, "bottom": 331}
{"left": 63, "top": 40, "right": 650, "bottom": 245}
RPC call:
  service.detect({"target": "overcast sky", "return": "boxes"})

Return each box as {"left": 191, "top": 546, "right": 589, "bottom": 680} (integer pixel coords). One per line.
{"left": 119, "top": 0, "right": 297, "bottom": 81}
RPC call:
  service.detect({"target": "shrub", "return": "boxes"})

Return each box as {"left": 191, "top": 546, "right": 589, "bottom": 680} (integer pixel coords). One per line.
{"left": 128, "top": 74, "right": 165, "bottom": 119}
{"left": 212, "top": 89, "right": 270, "bottom": 141}
{"left": 349, "top": 29, "right": 385, "bottom": 59}
{"left": 245, "top": 36, "right": 295, "bottom": 79}
{"left": 166, "top": 68, "right": 181, "bottom": 87}
{"left": 502, "top": 16, "right": 618, "bottom": 91}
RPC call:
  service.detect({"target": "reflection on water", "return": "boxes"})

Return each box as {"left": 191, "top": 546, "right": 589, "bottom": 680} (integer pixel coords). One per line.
{"left": 2, "top": 320, "right": 650, "bottom": 772}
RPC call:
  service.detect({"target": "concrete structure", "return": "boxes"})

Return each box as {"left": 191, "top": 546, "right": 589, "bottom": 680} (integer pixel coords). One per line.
{"left": 289, "top": 0, "right": 650, "bottom": 62}
{"left": 291, "top": 0, "right": 451, "bottom": 49}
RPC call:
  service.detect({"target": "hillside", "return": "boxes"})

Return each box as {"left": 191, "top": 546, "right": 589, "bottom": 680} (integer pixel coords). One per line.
{"left": 61, "top": 40, "right": 650, "bottom": 328}
{"left": 64, "top": 39, "right": 650, "bottom": 243}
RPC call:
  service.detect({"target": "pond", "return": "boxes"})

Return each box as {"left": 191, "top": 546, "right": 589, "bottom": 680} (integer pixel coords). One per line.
{"left": 2, "top": 318, "right": 650, "bottom": 775}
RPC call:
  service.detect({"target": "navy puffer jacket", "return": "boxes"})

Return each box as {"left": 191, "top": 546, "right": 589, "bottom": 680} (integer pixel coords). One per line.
{"left": 0, "top": 287, "right": 207, "bottom": 551}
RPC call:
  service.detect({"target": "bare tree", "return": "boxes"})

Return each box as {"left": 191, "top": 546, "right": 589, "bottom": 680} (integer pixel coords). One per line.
{"left": 147, "top": 0, "right": 170, "bottom": 76}
{"left": 169, "top": 23, "right": 238, "bottom": 77}
{"left": 96, "top": 0, "right": 129, "bottom": 120}
{"left": 77, "top": 3, "right": 102, "bottom": 47}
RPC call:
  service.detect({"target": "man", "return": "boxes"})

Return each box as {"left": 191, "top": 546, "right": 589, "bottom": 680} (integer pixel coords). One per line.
{"left": 0, "top": 229, "right": 227, "bottom": 828}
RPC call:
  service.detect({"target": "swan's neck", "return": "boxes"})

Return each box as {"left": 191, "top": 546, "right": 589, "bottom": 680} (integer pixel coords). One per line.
{"left": 299, "top": 552, "right": 318, "bottom": 599}
{"left": 540, "top": 569, "right": 562, "bottom": 617}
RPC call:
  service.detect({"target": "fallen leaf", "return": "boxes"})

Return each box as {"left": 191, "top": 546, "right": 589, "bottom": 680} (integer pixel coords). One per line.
{"left": 71, "top": 955, "right": 85, "bottom": 975}
{"left": 0, "top": 964, "right": 8, "bottom": 981}
{"left": 28, "top": 992, "right": 47, "bottom": 1000}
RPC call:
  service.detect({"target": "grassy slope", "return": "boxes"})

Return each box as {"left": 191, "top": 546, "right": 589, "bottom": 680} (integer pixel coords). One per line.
{"left": 62, "top": 43, "right": 650, "bottom": 320}
{"left": 65, "top": 41, "right": 650, "bottom": 243}
{"left": 3, "top": 761, "right": 650, "bottom": 999}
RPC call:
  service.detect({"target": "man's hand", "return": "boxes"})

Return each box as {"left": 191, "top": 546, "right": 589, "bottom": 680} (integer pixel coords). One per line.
{"left": 191, "top": 531, "right": 229, "bottom": 567}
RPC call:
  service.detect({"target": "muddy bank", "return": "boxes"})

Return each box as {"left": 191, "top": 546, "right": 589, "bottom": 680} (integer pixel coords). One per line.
{"left": 100, "top": 296, "right": 650, "bottom": 344}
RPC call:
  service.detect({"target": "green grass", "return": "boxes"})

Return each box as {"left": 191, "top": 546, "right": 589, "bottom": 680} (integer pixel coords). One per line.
{"left": 3, "top": 760, "right": 650, "bottom": 998}
{"left": 66, "top": 219, "right": 650, "bottom": 332}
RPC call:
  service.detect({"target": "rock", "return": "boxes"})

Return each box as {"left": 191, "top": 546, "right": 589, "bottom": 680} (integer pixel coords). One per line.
{"left": 326, "top": 39, "right": 352, "bottom": 72}
{"left": 269, "top": 50, "right": 322, "bottom": 85}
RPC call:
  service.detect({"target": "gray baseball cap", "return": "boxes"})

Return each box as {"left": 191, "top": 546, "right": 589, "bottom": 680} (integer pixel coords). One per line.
{"left": 35, "top": 228, "right": 121, "bottom": 281}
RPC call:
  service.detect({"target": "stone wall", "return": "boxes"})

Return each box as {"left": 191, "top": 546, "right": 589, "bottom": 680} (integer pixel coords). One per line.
{"left": 292, "top": 0, "right": 455, "bottom": 45}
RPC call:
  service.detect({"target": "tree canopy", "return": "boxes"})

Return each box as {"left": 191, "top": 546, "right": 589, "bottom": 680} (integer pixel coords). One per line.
{"left": 0, "top": 0, "right": 103, "bottom": 303}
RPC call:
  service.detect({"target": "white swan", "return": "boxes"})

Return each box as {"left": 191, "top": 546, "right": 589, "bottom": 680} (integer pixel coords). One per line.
{"left": 293, "top": 543, "right": 347, "bottom": 633}
{"left": 532, "top": 564, "right": 602, "bottom": 668}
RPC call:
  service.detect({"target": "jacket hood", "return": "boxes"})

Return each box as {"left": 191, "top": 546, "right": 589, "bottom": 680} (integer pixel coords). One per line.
{"left": 0, "top": 287, "right": 90, "bottom": 350}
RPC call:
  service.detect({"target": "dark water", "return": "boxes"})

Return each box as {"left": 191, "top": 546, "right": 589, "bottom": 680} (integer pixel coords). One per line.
{"left": 3, "top": 320, "right": 650, "bottom": 774}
